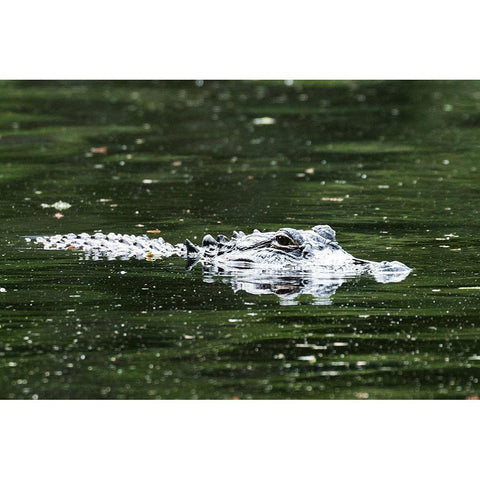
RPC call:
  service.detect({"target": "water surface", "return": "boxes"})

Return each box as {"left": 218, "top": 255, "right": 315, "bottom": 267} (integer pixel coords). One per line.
{"left": 1, "top": 80, "right": 479, "bottom": 398}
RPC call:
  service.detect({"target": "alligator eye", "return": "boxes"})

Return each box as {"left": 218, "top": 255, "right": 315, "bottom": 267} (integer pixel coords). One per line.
{"left": 276, "top": 235, "right": 292, "bottom": 246}
{"left": 274, "top": 234, "right": 297, "bottom": 248}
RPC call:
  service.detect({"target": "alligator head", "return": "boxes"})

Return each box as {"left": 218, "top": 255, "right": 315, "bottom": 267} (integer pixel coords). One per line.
{"left": 186, "top": 224, "right": 411, "bottom": 282}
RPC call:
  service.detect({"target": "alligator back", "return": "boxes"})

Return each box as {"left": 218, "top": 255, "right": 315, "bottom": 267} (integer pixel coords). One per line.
{"left": 30, "top": 232, "right": 183, "bottom": 260}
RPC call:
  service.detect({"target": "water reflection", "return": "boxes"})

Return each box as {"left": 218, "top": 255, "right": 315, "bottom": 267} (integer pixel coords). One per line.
{"left": 202, "top": 267, "right": 411, "bottom": 306}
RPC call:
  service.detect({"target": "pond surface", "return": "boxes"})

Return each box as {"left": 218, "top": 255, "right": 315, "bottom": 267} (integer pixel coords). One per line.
{"left": 1, "top": 80, "right": 479, "bottom": 399}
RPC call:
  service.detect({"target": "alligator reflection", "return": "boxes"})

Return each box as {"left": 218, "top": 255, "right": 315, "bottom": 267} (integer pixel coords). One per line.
{"left": 200, "top": 266, "right": 411, "bottom": 306}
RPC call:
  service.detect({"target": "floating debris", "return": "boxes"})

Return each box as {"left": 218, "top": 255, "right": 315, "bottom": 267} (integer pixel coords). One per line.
{"left": 321, "top": 197, "right": 344, "bottom": 202}
{"left": 459, "top": 286, "right": 480, "bottom": 290}
{"left": 305, "top": 167, "right": 315, "bottom": 175}
{"left": 252, "top": 117, "right": 276, "bottom": 125}
{"left": 295, "top": 343, "right": 326, "bottom": 350}
{"left": 0, "top": 287, "right": 6, "bottom": 293}
{"left": 91, "top": 146, "right": 107, "bottom": 154}
{"left": 54, "top": 212, "right": 64, "bottom": 219}
{"left": 298, "top": 355, "right": 316, "bottom": 363}
{"left": 356, "top": 392, "right": 369, "bottom": 399}
{"left": 41, "top": 201, "right": 71, "bottom": 210}
{"left": 171, "top": 160, "right": 182, "bottom": 167}
{"left": 147, "top": 229, "right": 162, "bottom": 234}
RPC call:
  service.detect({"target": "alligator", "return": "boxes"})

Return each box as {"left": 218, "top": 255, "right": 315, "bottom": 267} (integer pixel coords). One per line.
{"left": 29, "top": 225, "right": 411, "bottom": 294}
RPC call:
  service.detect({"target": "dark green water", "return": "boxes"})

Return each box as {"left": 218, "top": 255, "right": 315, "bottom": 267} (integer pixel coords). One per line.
{"left": 1, "top": 80, "right": 479, "bottom": 399}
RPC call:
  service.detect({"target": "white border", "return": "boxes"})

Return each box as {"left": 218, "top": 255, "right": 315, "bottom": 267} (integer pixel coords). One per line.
{"left": 2, "top": 2, "right": 479, "bottom": 478}
{"left": 2, "top": 1, "right": 480, "bottom": 79}
{"left": 1, "top": 400, "right": 479, "bottom": 479}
